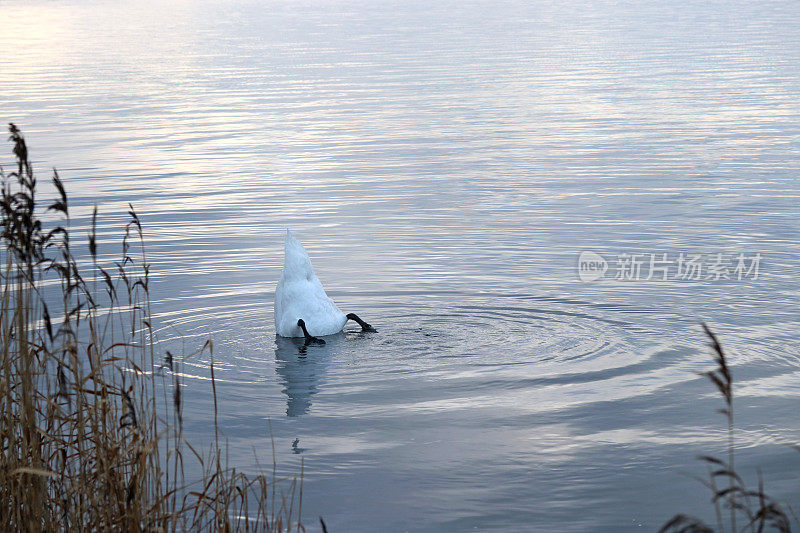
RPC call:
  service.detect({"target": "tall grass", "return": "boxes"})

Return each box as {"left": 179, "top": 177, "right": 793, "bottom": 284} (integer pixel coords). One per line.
{"left": 0, "top": 124, "right": 303, "bottom": 531}
{"left": 661, "top": 324, "right": 796, "bottom": 533}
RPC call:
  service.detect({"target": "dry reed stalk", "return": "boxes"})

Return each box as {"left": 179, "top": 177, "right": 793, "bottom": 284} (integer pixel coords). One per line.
{"left": 0, "top": 124, "right": 304, "bottom": 532}
{"left": 661, "top": 324, "right": 794, "bottom": 533}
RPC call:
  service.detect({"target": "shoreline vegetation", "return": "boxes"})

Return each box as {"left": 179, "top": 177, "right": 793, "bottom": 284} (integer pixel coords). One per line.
{"left": 0, "top": 124, "right": 303, "bottom": 531}
{"left": 660, "top": 325, "right": 796, "bottom": 533}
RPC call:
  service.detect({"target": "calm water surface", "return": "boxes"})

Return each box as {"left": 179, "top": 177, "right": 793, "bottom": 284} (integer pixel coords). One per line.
{"left": 3, "top": 0, "right": 800, "bottom": 530}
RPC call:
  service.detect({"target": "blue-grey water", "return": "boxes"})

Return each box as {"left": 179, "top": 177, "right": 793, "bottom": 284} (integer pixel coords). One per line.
{"left": 3, "top": 0, "right": 800, "bottom": 530}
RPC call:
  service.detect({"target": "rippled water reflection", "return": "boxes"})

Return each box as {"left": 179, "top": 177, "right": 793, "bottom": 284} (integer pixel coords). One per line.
{"left": 3, "top": 0, "right": 800, "bottom": 530}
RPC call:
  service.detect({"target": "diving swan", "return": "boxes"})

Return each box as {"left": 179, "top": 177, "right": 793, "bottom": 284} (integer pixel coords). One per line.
{"left": 274, "top": 230, "right": 375, "bottom": 344}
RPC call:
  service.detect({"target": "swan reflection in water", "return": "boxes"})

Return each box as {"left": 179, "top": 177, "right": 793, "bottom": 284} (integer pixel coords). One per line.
{"left": 274, "top": 335, "right": 336, "bottom": 417}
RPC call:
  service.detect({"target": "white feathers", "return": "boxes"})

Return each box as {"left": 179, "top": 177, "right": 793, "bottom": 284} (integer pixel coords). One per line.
{"left": 274, "top": 230, "right": 347, "bottom": 337}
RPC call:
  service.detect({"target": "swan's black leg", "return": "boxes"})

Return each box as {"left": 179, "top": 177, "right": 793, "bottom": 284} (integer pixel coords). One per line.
{"left": 346, "top": 313, "right": 377, "bottom": 332}
{"left": 297, "top": 319, "right": 325, "bottom": 345}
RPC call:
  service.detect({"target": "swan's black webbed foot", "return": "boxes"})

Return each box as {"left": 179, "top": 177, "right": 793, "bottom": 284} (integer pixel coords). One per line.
{"left": 297, "top": 318, "right": 325, "bottom": 345}
{"left": 346, "top": 313, "right": 377, "bottom": 332}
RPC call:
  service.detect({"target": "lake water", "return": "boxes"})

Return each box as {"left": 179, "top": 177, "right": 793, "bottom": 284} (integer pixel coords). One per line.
{"left": 2, "top": 0, "right": 800, "bottom": 530}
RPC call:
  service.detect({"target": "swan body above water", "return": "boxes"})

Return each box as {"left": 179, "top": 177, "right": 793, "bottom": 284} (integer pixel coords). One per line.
{"left": 274, "top": 230, "right": 375, "bottom": 343}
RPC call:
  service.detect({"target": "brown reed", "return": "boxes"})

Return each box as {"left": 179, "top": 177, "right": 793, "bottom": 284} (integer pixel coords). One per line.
{"left": 661, "top": 324, "right": 795, "bottom": 533}
{"left": 0, "top": 124, "right": 303, "bottom": 531}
